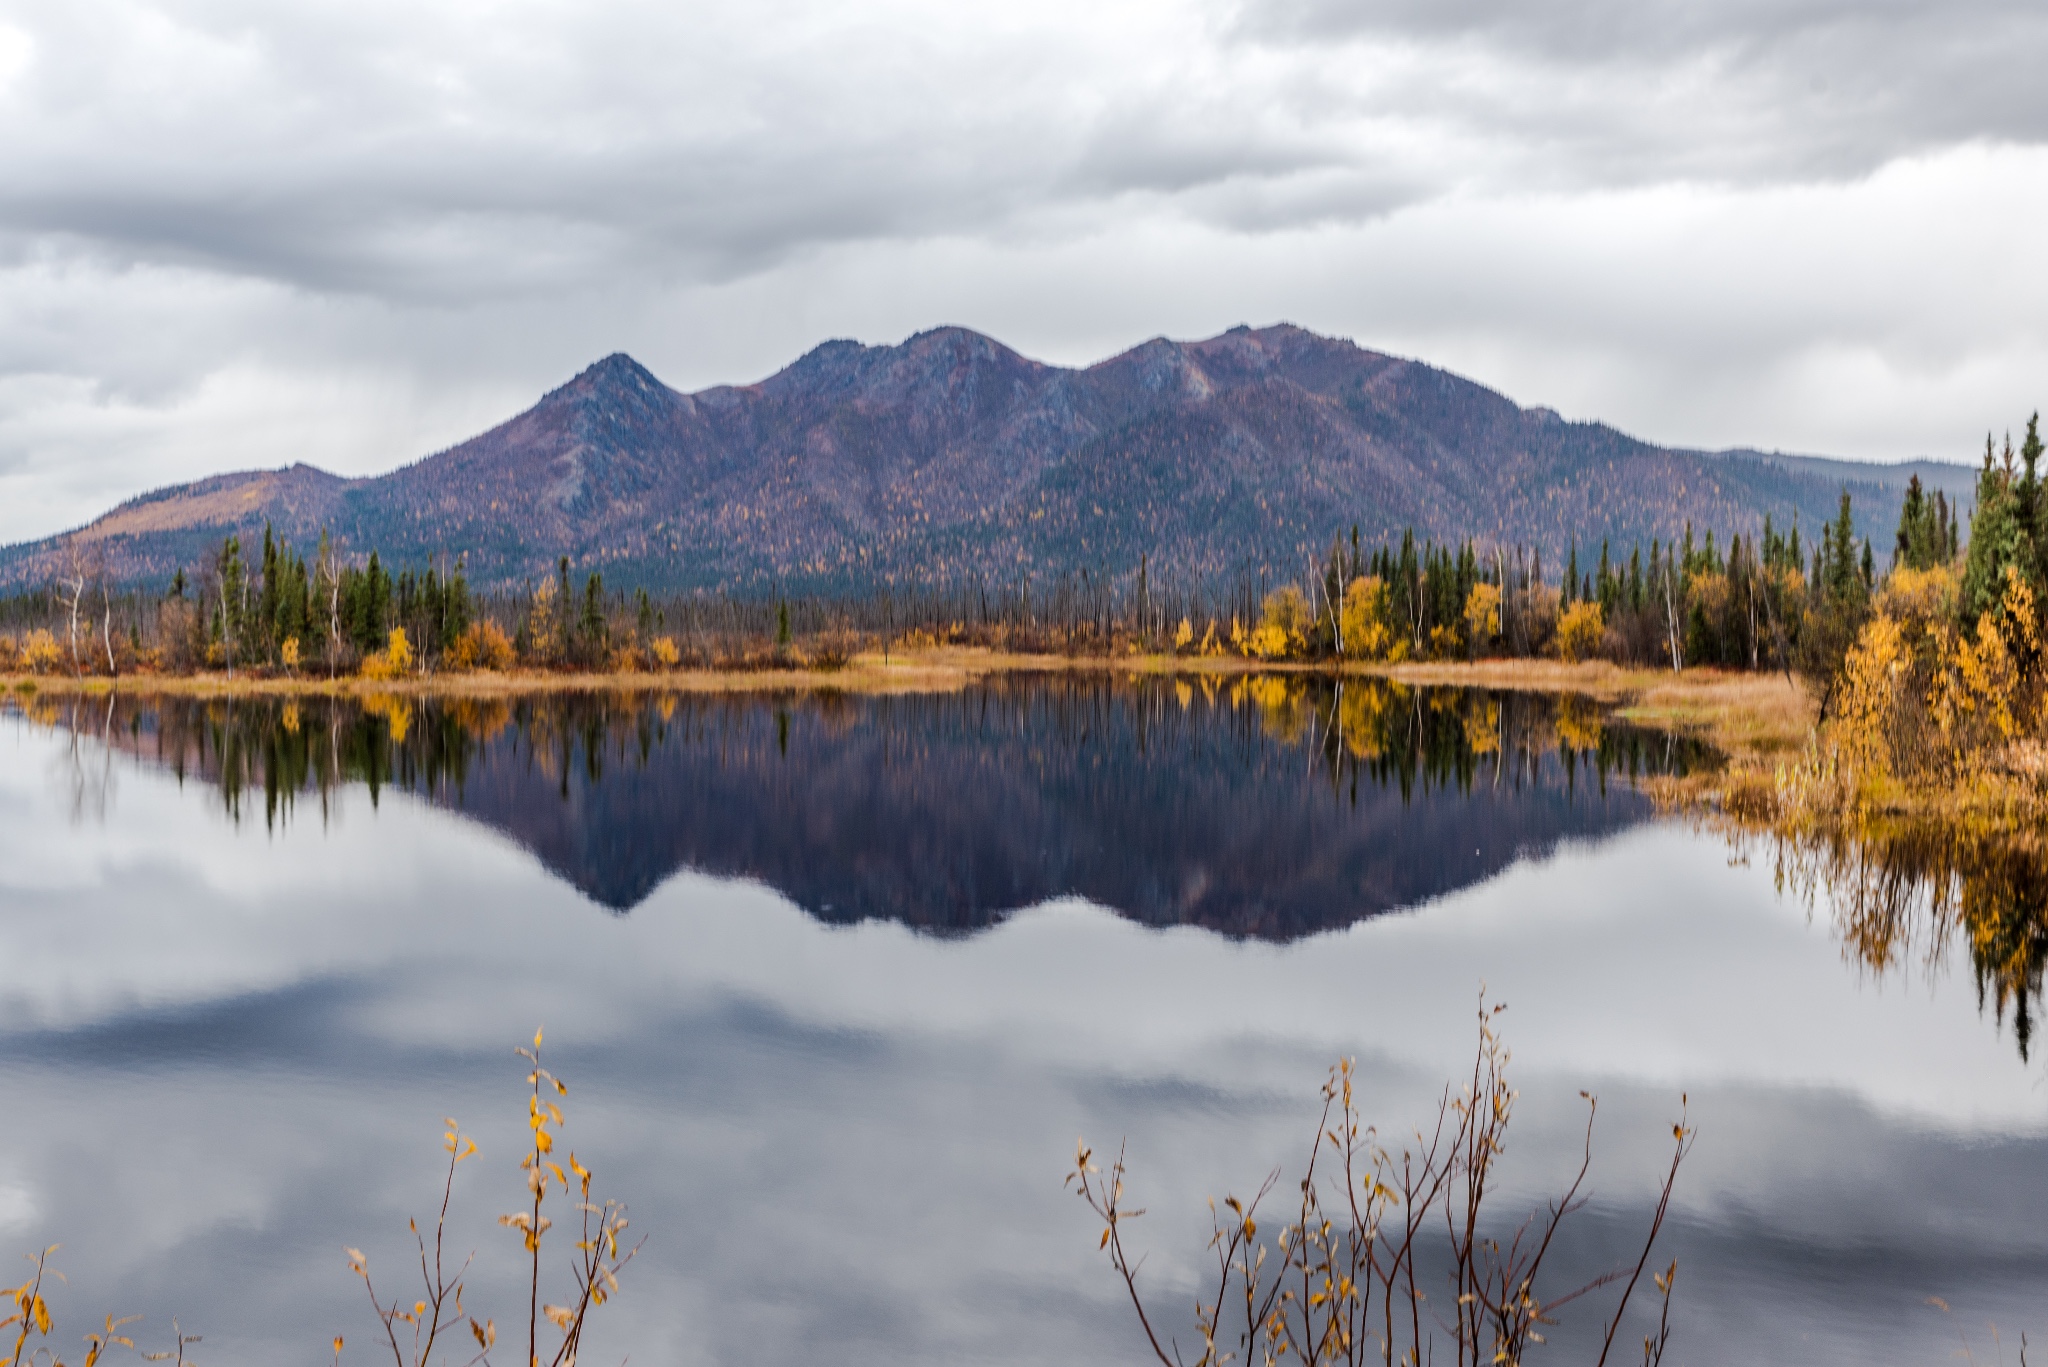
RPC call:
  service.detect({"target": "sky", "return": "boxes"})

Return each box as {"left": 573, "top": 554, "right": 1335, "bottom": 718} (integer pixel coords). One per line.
{"left": 1, "top": 0, "right": 2047, "bottom": 543}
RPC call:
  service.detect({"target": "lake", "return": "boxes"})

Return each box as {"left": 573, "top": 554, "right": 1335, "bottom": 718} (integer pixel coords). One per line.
{"left": 0, "top": 678, "right": 2041, "bottom": 1366}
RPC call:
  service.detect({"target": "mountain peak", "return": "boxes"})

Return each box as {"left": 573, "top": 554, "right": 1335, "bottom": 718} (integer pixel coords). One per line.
{"left": 584, "top": 351, "right": 662, "bottom": 385}
{"left": 535, "top": 353, "right": 671, "bottom": 409}
{"left": 0, "top": 322, "right": 1942, "bottom": 594}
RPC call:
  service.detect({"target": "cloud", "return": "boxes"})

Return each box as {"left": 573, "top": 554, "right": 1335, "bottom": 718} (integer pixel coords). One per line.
{"left": 0, "top": 0, "right": 2043, "bottom": 542}
{"left": 1245, "top": 0, "right": 2048, "bottom": 185}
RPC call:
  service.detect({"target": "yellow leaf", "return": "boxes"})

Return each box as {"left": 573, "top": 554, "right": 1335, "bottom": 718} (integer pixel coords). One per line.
{"left": 543, "top": 1305, "right": 575, "bottom": 1330}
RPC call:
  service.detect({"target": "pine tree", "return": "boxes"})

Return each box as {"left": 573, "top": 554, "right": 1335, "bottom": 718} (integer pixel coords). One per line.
{"left": 1962, "top": 433, "right": 2031, "bottom": 621}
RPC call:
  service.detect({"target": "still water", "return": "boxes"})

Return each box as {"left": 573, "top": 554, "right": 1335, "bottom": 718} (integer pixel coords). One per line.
{"left": 0, "top": 679, "right": 2041, "bottom": 1366}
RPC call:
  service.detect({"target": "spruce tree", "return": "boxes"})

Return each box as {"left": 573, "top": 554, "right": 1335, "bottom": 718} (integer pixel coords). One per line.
{"left": 1962, "top": 433, "right": 2030, "bottom": 621}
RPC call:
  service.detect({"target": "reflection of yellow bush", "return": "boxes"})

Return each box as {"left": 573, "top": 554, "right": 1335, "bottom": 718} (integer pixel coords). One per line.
{"left": 1554, "top": 695, "right": 1603, "bottom": 753}
{"left": 450, "top": 697, "right": 513, "bottom": 741}
{"left": 1337, "top": 683, "right": 1395, "bottom": 759}
{"left": 1244, "top": 675, "right": 1308, "bottom": 741}
{"left": 1554, "top": 602, "right": 1604, "bottom": 663}
{"left": 1464, "top": 698, "right": 1501, "bottom": 756}
{"left": 360, "top": 692, "right": 414, "bottom": 743}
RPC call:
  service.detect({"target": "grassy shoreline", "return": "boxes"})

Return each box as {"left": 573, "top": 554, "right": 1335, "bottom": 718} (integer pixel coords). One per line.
{"left": 0, "top": 650, "right": 1816, "bottom": 791}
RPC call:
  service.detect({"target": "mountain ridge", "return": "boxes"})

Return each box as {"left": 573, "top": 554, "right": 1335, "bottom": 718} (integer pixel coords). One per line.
{"left": 0, "top": 324, "right": 1979, "bottom": 591}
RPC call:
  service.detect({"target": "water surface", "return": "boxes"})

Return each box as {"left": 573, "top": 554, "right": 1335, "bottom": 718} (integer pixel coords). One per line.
{"left": 0, "top": 679, "right": 2041, "bottom": 1366}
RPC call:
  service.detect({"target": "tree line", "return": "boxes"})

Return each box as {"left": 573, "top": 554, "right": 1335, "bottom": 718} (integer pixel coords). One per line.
{"left": 0, "top": 481, "right": 1967, "bottom": 680}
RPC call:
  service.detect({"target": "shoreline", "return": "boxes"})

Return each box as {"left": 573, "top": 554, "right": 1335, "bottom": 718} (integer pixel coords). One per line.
{"left": 0, "top": 649, "right": 1815, "bottom": 782}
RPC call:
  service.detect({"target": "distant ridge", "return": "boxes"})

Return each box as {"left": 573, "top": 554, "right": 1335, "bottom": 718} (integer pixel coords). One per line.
{"left": 0, "top": 324, "right": 1976, "bottom": 591}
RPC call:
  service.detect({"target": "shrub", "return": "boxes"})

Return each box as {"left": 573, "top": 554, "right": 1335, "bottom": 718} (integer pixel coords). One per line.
{"left": 448, "top": 620, "right": 517, "bottom": 672}
{"left": 650, "top": 635, "right": 681, "bottom": 669}
{"left": 1241, "top": 586, "right": 1310, "bottom": 660}
{"left": 359, "top": 627, "right": 414, "bottom": 681}
{"left": 1463, "top": 581, "right": 1501, "bottom": 654}
{"left": 1555, "top": 600, "right": 1605, "bottom": 663}
{"left": 21, "top": 629, "right": 61, "bottom": 675}
{"left": 1073, "top": 999, "right": 1689, "bottom": 1367}
{"left": 345, "top": 1031, "right": 637, "bottom": 1367}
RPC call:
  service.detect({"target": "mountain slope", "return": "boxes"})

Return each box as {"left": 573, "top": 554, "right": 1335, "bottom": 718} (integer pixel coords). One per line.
{"left": 0, "top": 324, "right": 1965, "bottom": 591}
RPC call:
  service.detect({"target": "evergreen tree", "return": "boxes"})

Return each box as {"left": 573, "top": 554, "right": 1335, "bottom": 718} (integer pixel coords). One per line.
{"left": 1962, "top": 433, "right": 2031, "bottom": 621}
{"left": 1893, "top": 474, "right": 1942, "bottom": 570}
{"left": 579, "top": 571, "right": 608, "bottom": 663}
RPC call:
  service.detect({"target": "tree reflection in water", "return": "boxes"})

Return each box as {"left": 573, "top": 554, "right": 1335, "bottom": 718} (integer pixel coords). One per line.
{"left": 9, "top": 677, "right": 1714, "bottom": 940}
{"left": 1760, "top": 822, "right": 2048, "bottom": 1059}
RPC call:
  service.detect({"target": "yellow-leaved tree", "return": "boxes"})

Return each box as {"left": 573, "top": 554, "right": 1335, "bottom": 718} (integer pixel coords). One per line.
{"left": 360, "top": 627, "right": 414, "bottom": 681}
{"left": 1462, "top": 582, "right": 1501, "bottom": 657}
{"left": 1554, "top": 601, "right": 1604, "bottom": 663}
{"left": 1339, "top": 576, "right": 1399, "bottom": 660}
{"left": 449, "top": 620, "right": 517, "bottom": 672}
{"left": 22, "top": 628, "right": 60, "bottom": 675}
{"left": 1246, "top": 586, "right": 1309, "bottom": 660}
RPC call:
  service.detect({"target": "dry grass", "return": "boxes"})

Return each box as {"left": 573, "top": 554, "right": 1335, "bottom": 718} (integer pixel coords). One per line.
{"left": 0, "top": 646, "right": 1388, "bottom": 701}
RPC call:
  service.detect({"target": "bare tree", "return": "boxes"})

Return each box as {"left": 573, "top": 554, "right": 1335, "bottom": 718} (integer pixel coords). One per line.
{"left": 1072, "top": 997, "right": 1690, "bottom": 1367}
{"left": 57, "top": 540, "right": 88, "bottom": 679}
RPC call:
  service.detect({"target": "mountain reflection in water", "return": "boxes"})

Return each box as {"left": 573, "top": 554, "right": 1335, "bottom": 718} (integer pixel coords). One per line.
{"left": 18, "top": 677, "right": 1712, "bottom": 938}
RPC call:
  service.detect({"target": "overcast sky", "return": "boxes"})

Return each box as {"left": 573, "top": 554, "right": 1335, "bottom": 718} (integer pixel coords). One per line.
{"left": 1, "top": 0, "right": 2046, "bottom": 541}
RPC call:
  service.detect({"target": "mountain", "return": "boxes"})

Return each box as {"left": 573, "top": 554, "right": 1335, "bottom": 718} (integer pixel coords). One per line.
{"left": 0, "top": 324, "right": 1977, "bottom": 591}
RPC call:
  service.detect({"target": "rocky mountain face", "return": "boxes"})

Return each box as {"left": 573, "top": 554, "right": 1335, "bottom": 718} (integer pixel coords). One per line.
{"left": 0, "top": 324, "right": 1964, "bottom": 590}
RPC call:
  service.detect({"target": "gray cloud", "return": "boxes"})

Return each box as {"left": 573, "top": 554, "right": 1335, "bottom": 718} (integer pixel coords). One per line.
{"left": 0, "top": 0, "right": 2044, "bottom": 539}
{"left": 1246, "top": 0, "right": 2048, "bottom": 185}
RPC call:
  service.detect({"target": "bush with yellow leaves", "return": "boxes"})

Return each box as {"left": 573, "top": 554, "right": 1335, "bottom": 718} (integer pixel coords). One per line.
{"left": 1339, "top": 576, "right": 1401, "bottom": 661}
{"left": 1240, "top": 586, "right": 1309, "bottom": 660}
{"left": 21, "top": 629, "right": 61, "bottom": 676}
{"left": 447, "top": 620, "right": 517, "bottom": 672}
{"left": 358, "top": 628, "right": 414, "bottom": 681}
{"left": 1073, "top": 997, "right": 1689, "bottom": 1367}
{"left": 3, "top": 1032, "right": 635, "bottom": 1367}
{"left": 342, "top": 1030, "right": 637, "bottom": 1367}
{"left": 1462, "top": 581, "right": 1501, "bottom": 656}
{"left": 1554, "top": 600, "right": 1605, "bottom": 663}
